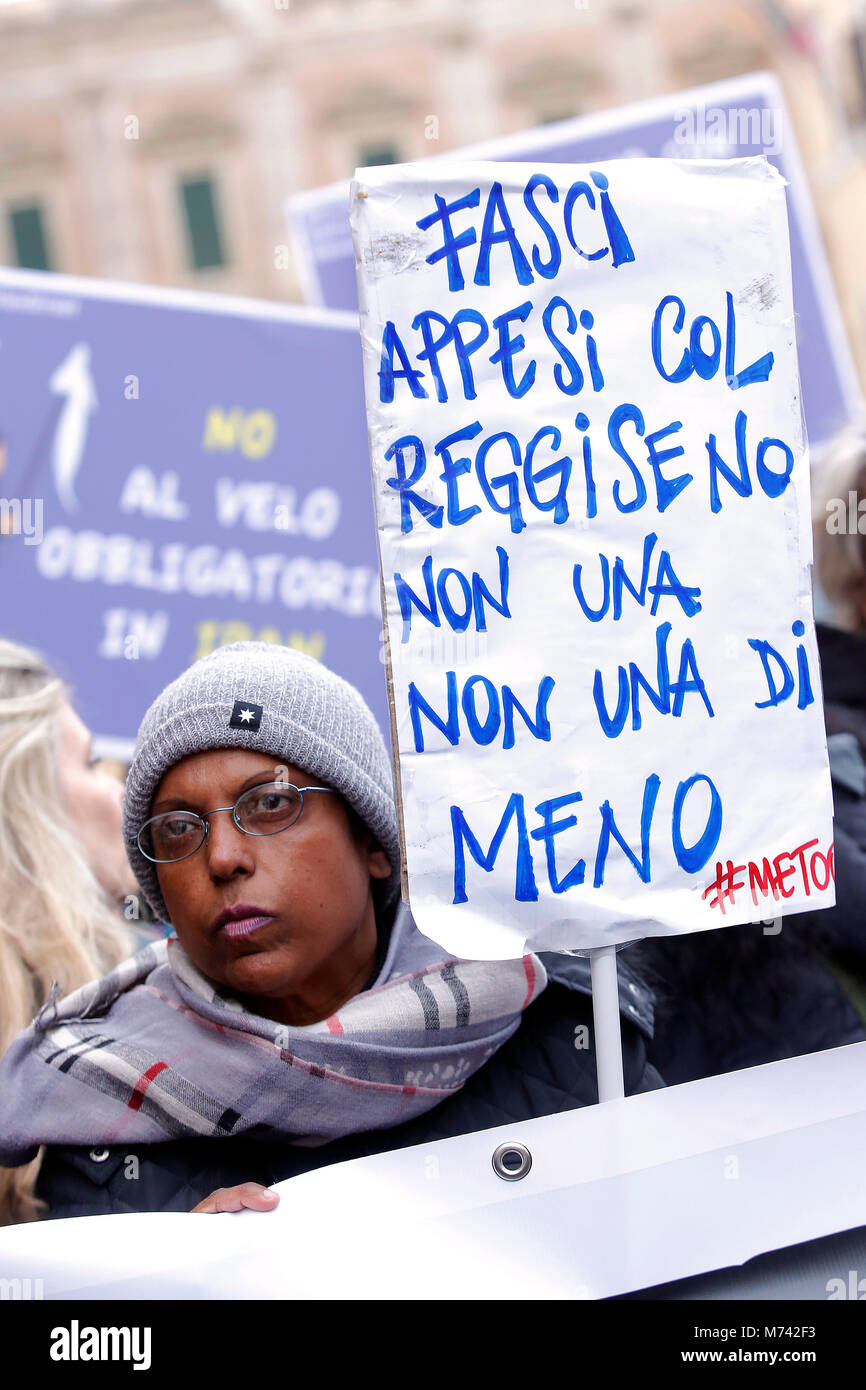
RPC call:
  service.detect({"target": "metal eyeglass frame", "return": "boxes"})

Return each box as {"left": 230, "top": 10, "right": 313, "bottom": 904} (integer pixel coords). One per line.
{"left": 136, "top": 781, "right": 338, "bottom": 864}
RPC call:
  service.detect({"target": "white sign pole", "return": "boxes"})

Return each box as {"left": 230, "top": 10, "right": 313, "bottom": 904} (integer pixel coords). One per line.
{"left": 590, "top": 946, "right": 625, "bottom": 1101}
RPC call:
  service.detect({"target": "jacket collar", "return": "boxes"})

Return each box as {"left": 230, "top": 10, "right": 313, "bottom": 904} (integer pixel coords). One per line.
{"left": 537, "top": 948, "right": 654, "bottom": 1039}
{"left": 828, "top": 730, "right": 866, "bottom": 798}
{"left": 817, "top": 623, "right": 866, "bottom": 710}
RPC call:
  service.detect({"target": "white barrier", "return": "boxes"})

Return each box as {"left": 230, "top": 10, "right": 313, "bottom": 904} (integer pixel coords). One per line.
{"left": 1, "top": 1041, "right": 864, "bottom": 1300}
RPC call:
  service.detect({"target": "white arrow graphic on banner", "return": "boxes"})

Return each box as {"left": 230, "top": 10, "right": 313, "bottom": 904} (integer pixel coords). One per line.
{"left": 49, "top": 342, "right": 97, "bottom": 512}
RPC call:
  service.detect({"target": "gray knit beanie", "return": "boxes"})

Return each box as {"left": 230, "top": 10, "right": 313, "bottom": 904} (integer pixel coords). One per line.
{"left": 122, "top": 642, "right": 399, "bottom": 923}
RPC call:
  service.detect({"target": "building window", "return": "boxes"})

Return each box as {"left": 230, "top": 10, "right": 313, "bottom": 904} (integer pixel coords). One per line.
{"left": 178, "top": 175, "right": 225, "bottom": 271}
{"left": 357, "top": 142, "right": 401, "bottom": 169}
{"left": 8, "top": 204, "right": 51, "bottom": 270}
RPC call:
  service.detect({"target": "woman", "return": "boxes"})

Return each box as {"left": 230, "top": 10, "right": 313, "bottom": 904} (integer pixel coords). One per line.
{"left": 0, "top": 641, "right": 661, "bottom": 1219}
{"left": 0, "top": 638, "right": 135, "bottom": 1224}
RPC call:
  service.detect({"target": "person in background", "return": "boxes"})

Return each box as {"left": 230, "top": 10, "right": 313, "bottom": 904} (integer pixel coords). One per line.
{"left": 637, "top": 426, "right": 866, "bottom": 1083}
{"left": 0, "top": 638, "right": 135, "bottom": 1224}
{"left": 809, "top": 424, "right": 866, "bottom": 1019}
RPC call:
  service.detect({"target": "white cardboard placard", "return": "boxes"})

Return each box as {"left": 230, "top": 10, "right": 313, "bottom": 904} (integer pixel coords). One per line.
{"left": 351, "top": 157, "right": 834, "bottom": 957}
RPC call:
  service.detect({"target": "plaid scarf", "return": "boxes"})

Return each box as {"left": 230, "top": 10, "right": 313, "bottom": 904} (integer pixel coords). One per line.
{"left": 0, "top": 906, "right": 547, "bottom": 1164}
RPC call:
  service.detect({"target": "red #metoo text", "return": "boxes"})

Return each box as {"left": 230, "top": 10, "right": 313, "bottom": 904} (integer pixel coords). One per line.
{"left": 702, "top": 838, "right": 835, "bottom": 914}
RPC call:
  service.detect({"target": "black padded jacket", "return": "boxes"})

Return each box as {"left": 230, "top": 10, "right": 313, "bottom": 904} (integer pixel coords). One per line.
{"left": 634, "top": 622, "right": 866, "bottom": 1085}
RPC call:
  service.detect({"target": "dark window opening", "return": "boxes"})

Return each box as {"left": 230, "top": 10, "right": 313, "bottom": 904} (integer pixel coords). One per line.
{"left": 358, "top": 142, "right": 401, "bottom": 169}
{"left": 9, "top": 204, "right": 51, "bottom": 270}
{"left": 179, "top": 176, "right": 226, "bottom": 271}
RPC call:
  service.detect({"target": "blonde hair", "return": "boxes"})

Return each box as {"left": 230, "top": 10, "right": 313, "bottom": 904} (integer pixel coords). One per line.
{"left": 813, "top": 425, "right": 866, "bottom": 633}
{"left": 0, "top": 638, "right": 131, "bottom": 1224}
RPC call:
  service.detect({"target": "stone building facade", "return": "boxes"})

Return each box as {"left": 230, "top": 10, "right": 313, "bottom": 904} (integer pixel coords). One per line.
{"left": 0, "top": 0, "right": 864, "bottom": 382}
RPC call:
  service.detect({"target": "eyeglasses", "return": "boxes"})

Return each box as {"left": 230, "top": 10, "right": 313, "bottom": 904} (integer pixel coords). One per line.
{"left": 137, "top": 781, "right": 338, "bottom": 864}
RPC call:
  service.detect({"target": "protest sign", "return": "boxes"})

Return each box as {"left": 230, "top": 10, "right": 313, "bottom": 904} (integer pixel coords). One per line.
{"left": 351, "top": 156, "right": 835, "bottom": 957}
{"left": 292, "top": 72, "right": 863, "bottom": 449}
{"left": 0, "top": 270, "right": 385, "bottom": 751}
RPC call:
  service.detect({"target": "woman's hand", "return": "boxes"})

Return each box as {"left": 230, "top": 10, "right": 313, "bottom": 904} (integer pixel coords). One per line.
{"left": 191, "top": 1182, "right": 280, "bottom": 1214}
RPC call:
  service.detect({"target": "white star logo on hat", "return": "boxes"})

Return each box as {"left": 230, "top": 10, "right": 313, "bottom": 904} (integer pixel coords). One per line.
{"left": 228, "top": 699, "right": 263, "bottom": 731}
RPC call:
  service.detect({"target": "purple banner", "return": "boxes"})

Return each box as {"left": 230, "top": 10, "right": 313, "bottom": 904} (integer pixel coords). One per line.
{"left": 288, "top": 72, "right": 862, "bottom": 449}
{"left": 0, "top": 273, "right": 386, "bottom": 750}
